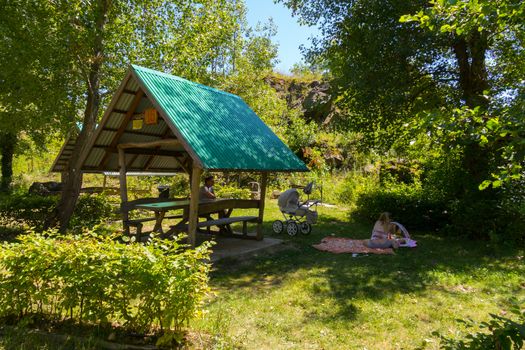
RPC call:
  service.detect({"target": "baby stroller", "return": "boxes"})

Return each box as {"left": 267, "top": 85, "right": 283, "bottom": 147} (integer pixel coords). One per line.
{"left": 272, "top": 182, "right": 320, "bottom": 236}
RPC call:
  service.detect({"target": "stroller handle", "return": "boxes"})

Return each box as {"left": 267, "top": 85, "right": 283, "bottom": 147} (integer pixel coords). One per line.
{"left": 300, "top": 199, "right": 320, "bottom": 208}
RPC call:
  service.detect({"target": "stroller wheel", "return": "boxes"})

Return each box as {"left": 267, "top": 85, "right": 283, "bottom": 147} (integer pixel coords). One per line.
{"left": 300, "top": 222, "right": 312, "bottom": 235}
{"left": 272, "top": 220, "right": 284, "bottom": 234}
{"left": 286, "top": 221, "right": 299, "bottom": 236}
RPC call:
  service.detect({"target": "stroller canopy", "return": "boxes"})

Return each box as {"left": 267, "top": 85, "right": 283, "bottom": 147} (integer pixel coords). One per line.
{"left": 278, "top": 189, "right": 300, "bottom": 213}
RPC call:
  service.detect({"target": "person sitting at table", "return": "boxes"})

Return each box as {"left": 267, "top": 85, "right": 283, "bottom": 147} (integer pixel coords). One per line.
{"left": 199, "top": 175, "right": 217, "bottom": 201}
{"left": 199, "top": 175, "right": 227, "bottom": 226}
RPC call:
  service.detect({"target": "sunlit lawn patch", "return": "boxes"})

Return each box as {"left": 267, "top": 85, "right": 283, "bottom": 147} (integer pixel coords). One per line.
{"left": 192, "top": 201, "right": 525, "bottom": 349}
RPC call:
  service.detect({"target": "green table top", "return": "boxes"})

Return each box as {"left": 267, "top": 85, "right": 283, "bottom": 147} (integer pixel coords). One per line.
{"left": 134, "top": 198, "right": 259, "bottom": 212}
{"left": 135, "top": 200, "right": 190, "bottom": 210}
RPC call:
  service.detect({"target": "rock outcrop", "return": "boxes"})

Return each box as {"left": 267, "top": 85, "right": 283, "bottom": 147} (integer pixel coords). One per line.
{"left": 265, "top": 76, "right": 338, "bottom": 126}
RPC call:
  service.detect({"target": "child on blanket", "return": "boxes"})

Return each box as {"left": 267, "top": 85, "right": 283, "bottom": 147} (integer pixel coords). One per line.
{"left": 367, "top": 212, "right": 400, "bottom": 249}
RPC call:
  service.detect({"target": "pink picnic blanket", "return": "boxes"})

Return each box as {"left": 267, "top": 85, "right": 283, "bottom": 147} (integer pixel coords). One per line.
{"left": 312, "top": 236, "right": 394, "bottom": 255}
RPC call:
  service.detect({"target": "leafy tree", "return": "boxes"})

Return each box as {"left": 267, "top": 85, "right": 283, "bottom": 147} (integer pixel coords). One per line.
{"left": 213, "top": 13, "right": 317, "bottom": 156}
{"left": 0, "top": 133, "right": 15, "bottom": 192}
{"left": 279, "top": 0, "right": 524, "bottom": 184}
{"left": 0, "top": 1, "right": 79, "bottom": 191}
{"left": 290, "top": 62, "right": 325, "bottom": 81}
{"left": 217, "top": 16, "right": 284, "bottom": 128}
{"left": 278, "top": 0, "right": 525, "bottom": 237}
{"left": 54, "top": 0, "right": 251, "bottom": 231}
{"left": 278, "top": 0, "right": 450, "bottom": 150}
{"left": 400, "top": 0, "right": 525, "bottom": 189}
{"left": 2, "top": 0, "right": 285, "bottom": 230}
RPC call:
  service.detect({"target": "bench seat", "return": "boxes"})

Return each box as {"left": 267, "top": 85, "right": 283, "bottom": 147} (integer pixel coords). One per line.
{"left": 125, "top": 214, "right": 184, "bottom": 239}
{"left": 126, "top": 214, "right": 184, "bottom": 225}
{"left": 197, "top": 216, "right": 258, "bottom": 227}
{"left": 172, "top": 216, "right": 258, "bottom": 235}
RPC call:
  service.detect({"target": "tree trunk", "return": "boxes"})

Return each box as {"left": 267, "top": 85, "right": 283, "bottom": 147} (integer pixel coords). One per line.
{"left": 452, "top": 31, "right": 494, "bottom": 195}
{"left": 0, "top": 132, "right": 16, "bottom": 193}
{"left": 452, "top": 31, "right": 489, "bottom": 109}
{"left": 53, "top": 0, "right": 110, "bottom": 232}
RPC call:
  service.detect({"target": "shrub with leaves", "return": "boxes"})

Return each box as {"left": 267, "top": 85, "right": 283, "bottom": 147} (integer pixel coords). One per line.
{"left": 169, "top": 174, "right": 190, "bottom": 198}
{"left": 69, "top": 194, "right": 114, "bottom": 229}
{"left": 432, "top": 300, "right": 525, "bottom": 350}
{"left": 214, "top": 184, "right": 251, "bottom": 199}
{"left": 337, "top": 171, "right": 380, "bottom": 207}
{"left": 0, "top": 192, "right": 57, "bottom": 231}
{"left": 0, "top": 230, "right": 212, "bottom": 333}
{"left": 352, "top": 180, "right": 449, "bottom": 231}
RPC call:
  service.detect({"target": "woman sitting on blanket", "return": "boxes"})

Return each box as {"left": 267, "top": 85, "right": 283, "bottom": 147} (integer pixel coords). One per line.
{"left": 367, "top": 212, "right": 400, "bottom": 249}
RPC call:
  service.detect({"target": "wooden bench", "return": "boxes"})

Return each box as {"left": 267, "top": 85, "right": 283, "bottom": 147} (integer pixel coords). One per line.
{"left": 125, "top": 214, "right": 184, "bottom": 239}
{"left": 172, "top": 216, "right": 258, "bottom": 236}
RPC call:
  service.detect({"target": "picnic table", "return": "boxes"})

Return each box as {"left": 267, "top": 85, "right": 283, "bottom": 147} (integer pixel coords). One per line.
{"left": 135, "top": 198, "right": 260, "bottom": 236}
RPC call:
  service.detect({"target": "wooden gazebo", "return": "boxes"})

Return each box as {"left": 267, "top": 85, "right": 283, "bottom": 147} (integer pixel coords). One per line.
{"left": 57, "top": 65, "right": 308, "bottom": 246}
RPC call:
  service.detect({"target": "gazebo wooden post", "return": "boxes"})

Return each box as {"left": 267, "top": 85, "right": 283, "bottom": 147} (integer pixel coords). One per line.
{"left": 188, "top": 165, "right": 202, "bottom": 247}
{"left": 256, "top": 172, "right": 268, "bottom": 240}
{"left": 118, "top": 148, "right": 129, "bottom": 233}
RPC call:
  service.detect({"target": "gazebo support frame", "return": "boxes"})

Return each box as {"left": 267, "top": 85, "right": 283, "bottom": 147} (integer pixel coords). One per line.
{"left": 116, "top": 140, "right": 270, "bottom": 247}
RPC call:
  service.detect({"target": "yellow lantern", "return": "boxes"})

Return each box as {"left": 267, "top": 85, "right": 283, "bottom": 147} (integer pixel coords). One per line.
{"left": 132, "top": 118, "right": 143, "bottom": 130}
{"left": 144, "top": 108, "right": 158, "bottom": 125}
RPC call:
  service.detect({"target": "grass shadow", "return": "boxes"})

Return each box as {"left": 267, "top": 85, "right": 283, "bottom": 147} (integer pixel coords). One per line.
{"left": 209, "top": 205, "right": 525, "bottom": 326}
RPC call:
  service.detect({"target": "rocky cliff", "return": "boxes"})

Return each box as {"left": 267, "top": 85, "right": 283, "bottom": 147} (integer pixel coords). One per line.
{"left": 264, "top": 75, "right": 338, "bottom": 127}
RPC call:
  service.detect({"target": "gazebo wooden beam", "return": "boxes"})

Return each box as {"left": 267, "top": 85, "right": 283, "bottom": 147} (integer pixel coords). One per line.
{"left": 174, "top": 154, "right": 191, "bottom": 174}
{"left": 118, "top": 148, "right": 184, "bottom": 157}
{"left": 144, "top": 125, "right": 173, "bottom": 170}
{"left": 99, "top": 89, "right": 145, "bottom": 168}
{"left": 256, "top": 172, "right": 268, "bottom": 240}
{"left": 118, "top": 148, "right": 129, "bottom": 234}
{"left": 93, "top": 145, "right": 185, "bottom": 157}
{"left": 118, "top": 148, "right": 128, "bottom": 203}
{"left": 188, "top": 165, "right": 203, "bottom": 247}
{"left": 103, "top": 127, "right": 166, "bottom": 138}
{"left": 117, "top": 139, "right": 180, "bottom": 149}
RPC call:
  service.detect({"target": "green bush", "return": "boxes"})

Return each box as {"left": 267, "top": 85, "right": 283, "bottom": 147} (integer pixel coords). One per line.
{"left": 417, "top": 153, "right": 525, "bottom": 241}
{"left": 432, "top": 300, "right": 525, "bottom": 349}
{"left": 336, "top": 167, "right": 440, "bottom": 228}
{"left": 337, "top": 171, "right": 379, "bottom": 206}
{"left": 70, "top": 194, "right": 114, "bottom": 229}
{"left": 0, "top": 192, "right": 115, "bottom": 232}
{"left": 352, "top": 182, "right": 525, "bottom": 240}
{"left": 169, "top": 174, "right": 190, "bottom": 197}
{"left": 353, "top": 183, "right": 449, "bottom": 231}
{"left": 379, "top": 159, "right": 420, "bottom": 185}
{"left": 215, "top": 184, "right": 251, "bottom": 199}
{"left": 0, "top": 231, "right": 212, "bottom": 333}
{"left": 445, "top": 194, "right": 525, "bottom": 242}
{"left": 0, "top": 192, "right": 57, "bottom": 231}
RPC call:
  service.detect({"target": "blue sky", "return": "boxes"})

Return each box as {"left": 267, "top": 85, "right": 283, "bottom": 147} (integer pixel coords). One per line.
{"left": 244, "top": 0, "right": 319, "bottom": 73}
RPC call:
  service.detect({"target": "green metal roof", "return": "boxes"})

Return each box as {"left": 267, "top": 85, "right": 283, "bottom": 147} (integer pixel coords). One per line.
{"left": 131, "top": 65, "right": 308, "bottom": 172}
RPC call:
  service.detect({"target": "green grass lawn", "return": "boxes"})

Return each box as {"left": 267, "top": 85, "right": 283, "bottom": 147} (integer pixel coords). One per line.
{"left": 191, "top": 201, "right": 525, "bottom": 349}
